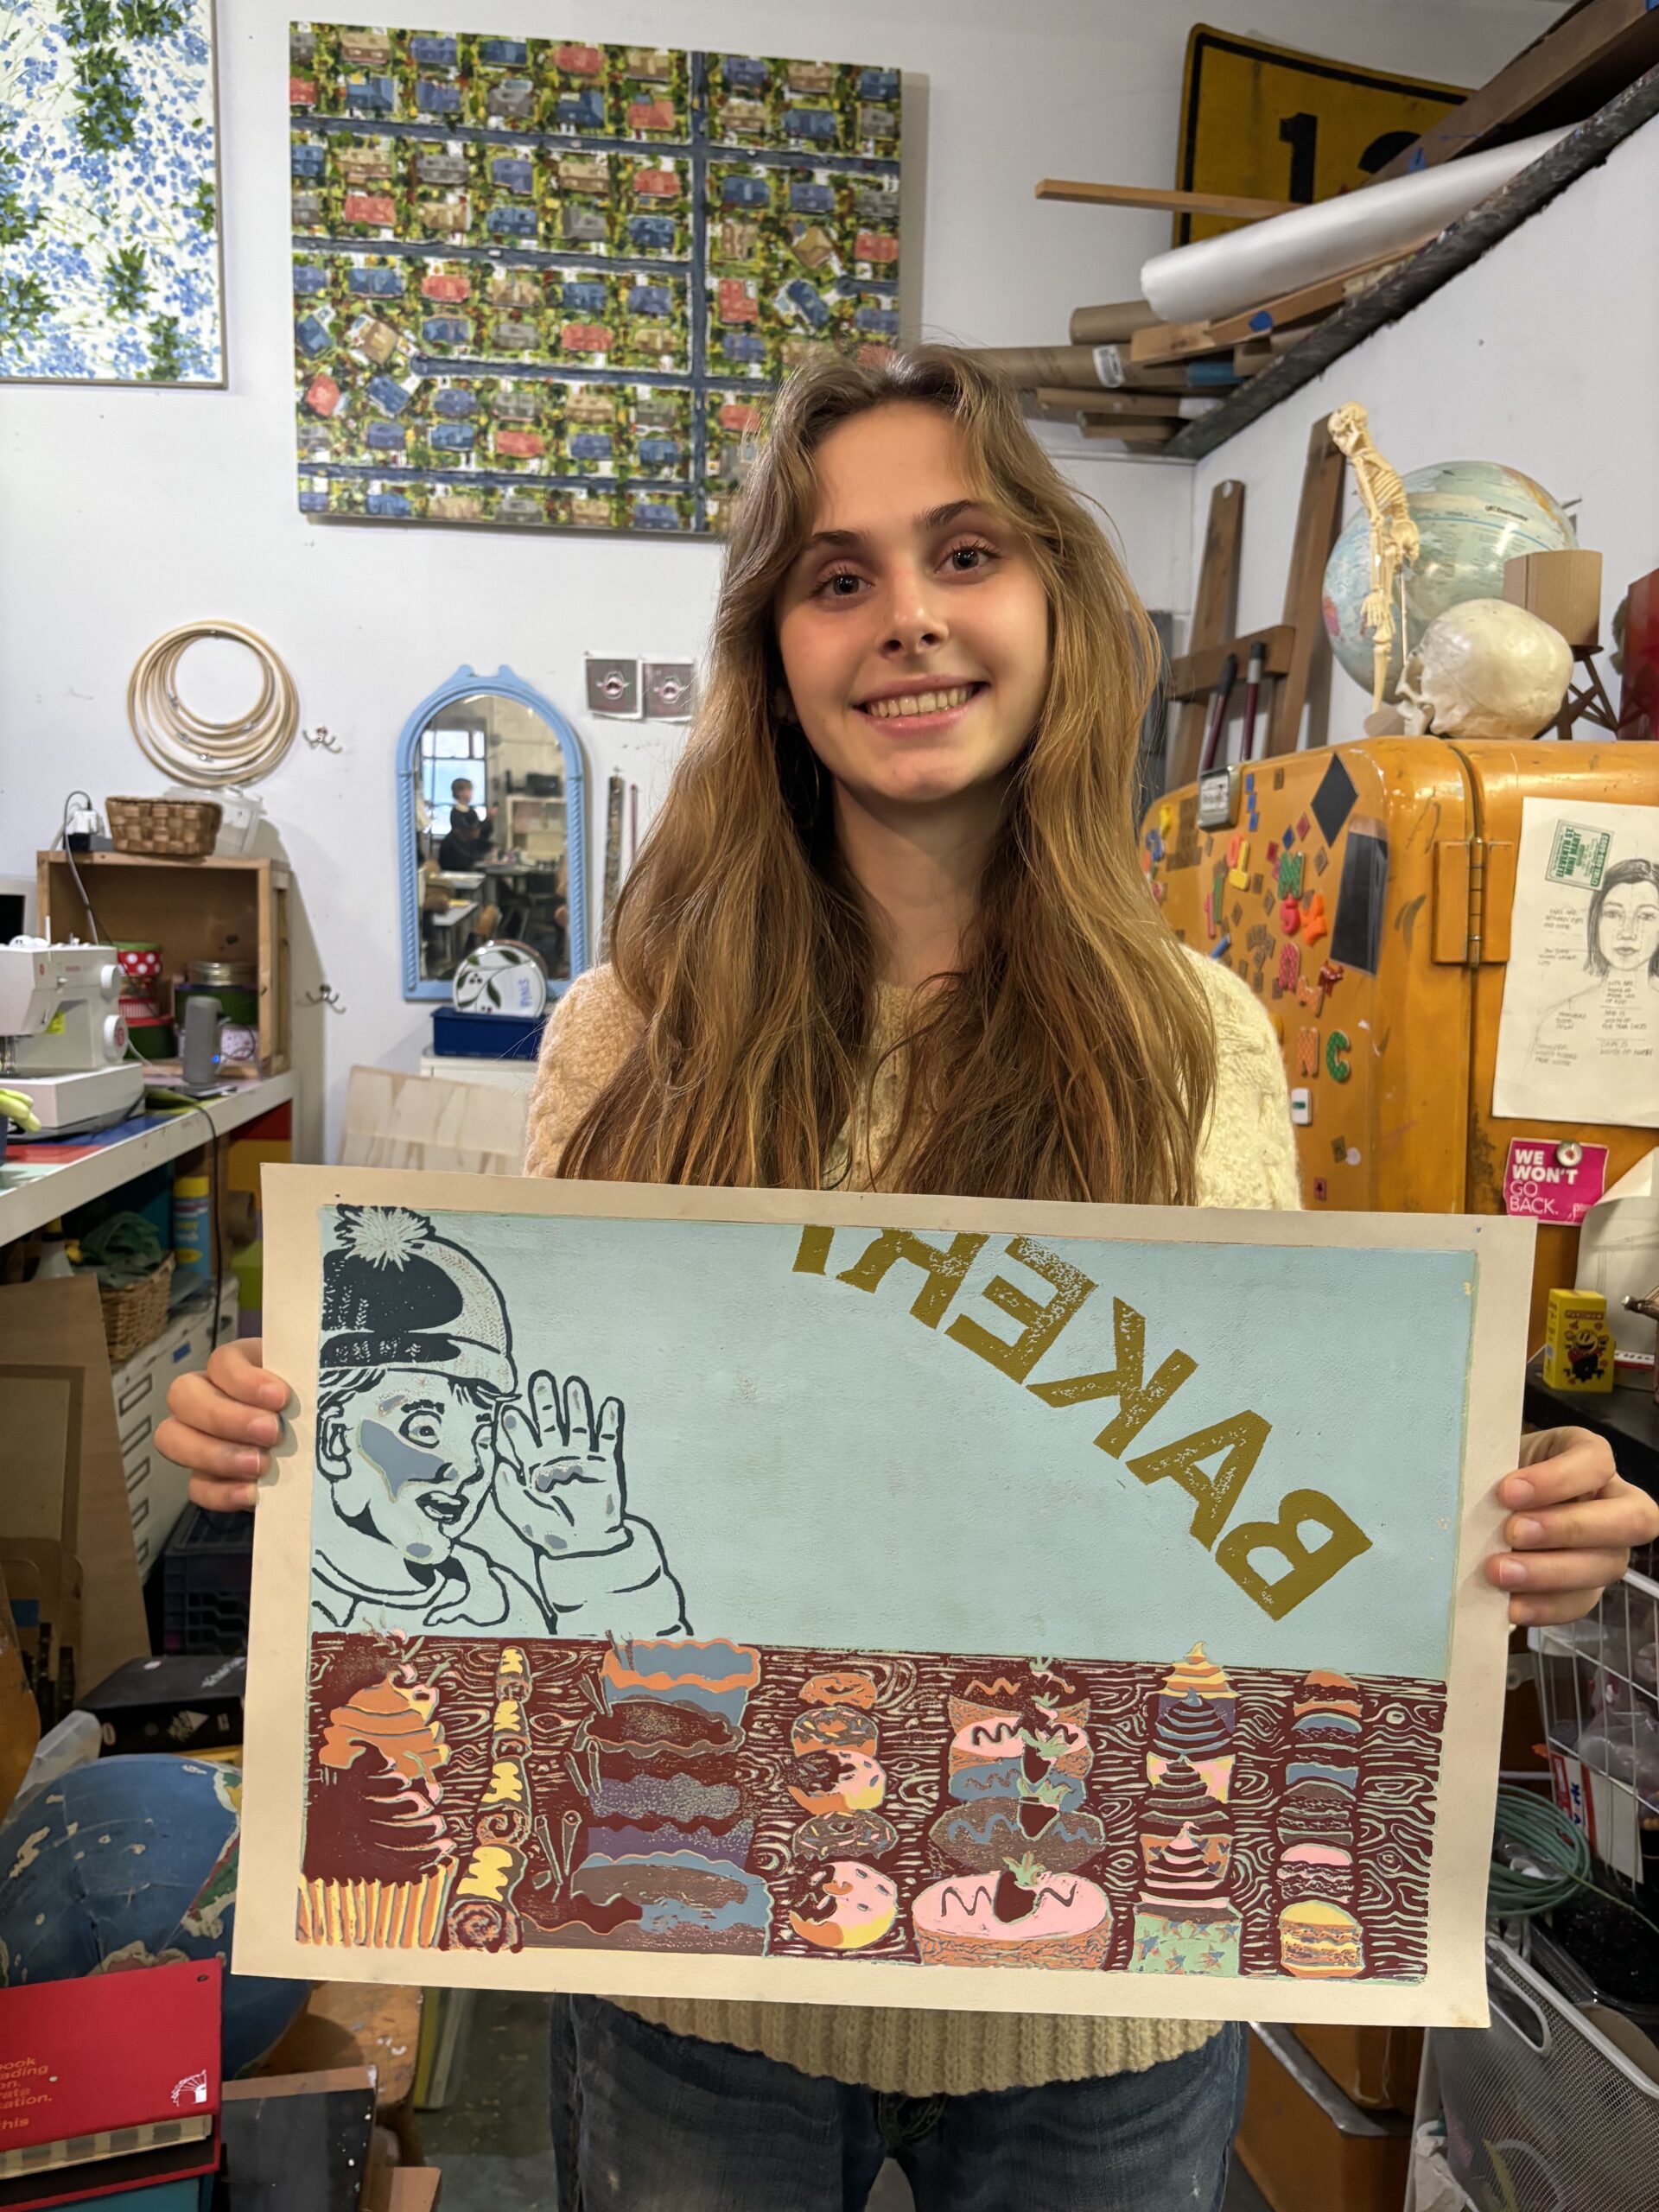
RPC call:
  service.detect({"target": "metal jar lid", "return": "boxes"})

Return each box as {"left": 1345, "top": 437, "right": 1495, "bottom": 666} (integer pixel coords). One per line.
{"left": 188, "top": 959, "right": 257, "bottom": 986}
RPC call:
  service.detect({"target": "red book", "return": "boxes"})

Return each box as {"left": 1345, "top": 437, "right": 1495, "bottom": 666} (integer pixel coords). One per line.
{"left": 0, "top": 1960, "right": 220, "bottom": 2209}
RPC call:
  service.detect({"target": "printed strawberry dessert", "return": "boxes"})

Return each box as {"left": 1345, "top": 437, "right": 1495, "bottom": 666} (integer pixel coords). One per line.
{"left": 912, "top": 1856, "right": 1113, "bottom": 1969}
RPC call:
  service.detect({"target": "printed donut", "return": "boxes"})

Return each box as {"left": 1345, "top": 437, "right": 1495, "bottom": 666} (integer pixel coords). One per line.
{"left": 798, "top": 1669, "right": 878, "bottom": 1710}
{"left": 791, "top": 1705, "right": 878, "bottom": 1758}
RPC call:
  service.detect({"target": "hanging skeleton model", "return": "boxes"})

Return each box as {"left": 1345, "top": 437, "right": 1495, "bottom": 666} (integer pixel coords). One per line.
{"left": 1327, "top": 402, "right": 1420, "bottom": 721}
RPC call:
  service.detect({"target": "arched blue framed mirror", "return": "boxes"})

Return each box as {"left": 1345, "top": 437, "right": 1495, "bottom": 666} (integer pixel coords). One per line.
{"left": 397, "top": 665, "right": 590, "bottom": 1001}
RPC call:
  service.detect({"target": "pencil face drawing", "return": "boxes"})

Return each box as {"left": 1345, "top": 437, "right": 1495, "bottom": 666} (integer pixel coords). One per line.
{"left": 1495, "top": 798, "right": 1659, "bottom": 1128}
{"left": 1530, "top": 855, "right": 1659, "bottom": 1064}
{"left": 235, "top": 1173, "right": 1526, "bottom": 2024}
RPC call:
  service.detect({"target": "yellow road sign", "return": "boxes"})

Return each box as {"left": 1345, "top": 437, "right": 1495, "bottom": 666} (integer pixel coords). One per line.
{"left": 1175, "top": 26, "right": 1467, "bottom": 245}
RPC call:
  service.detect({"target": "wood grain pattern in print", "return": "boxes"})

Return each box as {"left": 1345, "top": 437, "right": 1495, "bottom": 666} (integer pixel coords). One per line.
{"left": 300, "top": 1632, "right": 1443, "bottom": 1982}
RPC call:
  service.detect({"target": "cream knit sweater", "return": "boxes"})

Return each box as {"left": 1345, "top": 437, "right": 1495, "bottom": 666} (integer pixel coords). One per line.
{"left": 525, "top": 949, "right": 1301, "bottom": 2094}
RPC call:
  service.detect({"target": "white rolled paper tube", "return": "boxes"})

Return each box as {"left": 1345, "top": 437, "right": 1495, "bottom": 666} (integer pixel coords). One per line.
{"left": 1140, "top": 129, "right": 1569, "bottom": 327}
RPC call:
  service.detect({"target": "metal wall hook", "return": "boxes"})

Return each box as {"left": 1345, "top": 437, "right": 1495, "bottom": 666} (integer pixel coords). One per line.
{"left": 302, "top": 982, "right": 347, "bottom": 1013}
{"left": 302, "top": 724, "right": 344, "bottom": 753}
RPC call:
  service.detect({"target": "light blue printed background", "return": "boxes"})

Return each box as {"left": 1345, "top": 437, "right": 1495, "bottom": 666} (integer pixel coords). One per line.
{"left": 311, "top": 1209, "right": 1478, "bottom": 1679}
{"left": 0, "top": 1, "right": 222, "bottom": 383}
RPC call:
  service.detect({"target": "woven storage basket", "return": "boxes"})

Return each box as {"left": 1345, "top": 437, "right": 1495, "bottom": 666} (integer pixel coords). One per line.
{"left": 99, "top": 1253, "right": 175, "bottom": 1363}
{"left": 107, "top": 796, "right": 222, "bottom": 858}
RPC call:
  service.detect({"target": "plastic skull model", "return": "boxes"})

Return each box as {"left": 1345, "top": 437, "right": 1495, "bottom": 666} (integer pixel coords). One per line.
{"left": 1396, "top": 597, "right": 1573, "bottom": 739}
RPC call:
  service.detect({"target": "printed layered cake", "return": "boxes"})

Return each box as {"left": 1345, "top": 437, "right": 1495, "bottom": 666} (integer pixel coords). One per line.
{"left": 552, "top": 1639, "right": 769, "bottom": 1950}
{"left": 913, "top": 1859, "right": 1114, "bottom": 1969}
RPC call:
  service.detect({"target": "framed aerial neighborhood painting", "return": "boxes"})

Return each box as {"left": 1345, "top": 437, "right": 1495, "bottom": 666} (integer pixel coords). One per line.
{"left": 288, "top": 23, "right": 902, "bottom": 533}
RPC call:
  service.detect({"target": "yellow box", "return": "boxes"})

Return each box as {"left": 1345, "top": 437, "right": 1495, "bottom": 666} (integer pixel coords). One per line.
{"left": 1541, "top": 1288, "right": 1614, "bottom": 1393}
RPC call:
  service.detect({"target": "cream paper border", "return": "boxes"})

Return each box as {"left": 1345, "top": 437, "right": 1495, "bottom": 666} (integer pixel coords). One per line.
{"left": 237, "top": 1166, "right": 1532, "bottom": 2027}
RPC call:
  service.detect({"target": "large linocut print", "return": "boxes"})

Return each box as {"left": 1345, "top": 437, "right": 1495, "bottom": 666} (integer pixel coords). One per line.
{"left": 238, "top": 1171, "right": 1529, "bottom": 2024}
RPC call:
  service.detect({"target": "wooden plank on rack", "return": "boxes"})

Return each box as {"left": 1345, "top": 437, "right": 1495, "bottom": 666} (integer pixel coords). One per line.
{"left": 1033, "top": 387, "right": 1190, "bottom": 418}
{"left": 1263, "top": 415, "right": 1344, "bottom": 757}
{"left": 1036, "top": 179, "right": 1298, "bottom": 219}
{"left": 1079, "top": 421, "right": 1179, "bottom": 448}
{"left": 1372, "top": 0, "right": 1659, "bottom": 179}
{"left": 1167, "top": 480, "right": 1243, "bottom": 788}
{"left": 1167, "top": 625, "right": 1296, "bottom": 702}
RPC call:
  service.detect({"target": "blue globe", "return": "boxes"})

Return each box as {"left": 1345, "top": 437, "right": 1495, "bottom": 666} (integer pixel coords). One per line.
{"left": 0, "top": 1756, "right": 306, "bottom": 2075}
{"left": 1322, "top": 460, "right": 1577, "bottom": 701}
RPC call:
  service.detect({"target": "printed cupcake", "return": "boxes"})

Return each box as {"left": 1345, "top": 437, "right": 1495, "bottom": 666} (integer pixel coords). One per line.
{"left": 1140, "top": 1754, "right": 1229, "bottom": 1846}
{"left": 912, "top": 1856, "right": 1113, "bottom": 1970}
{"left": 1140, "top": 1821, "right": 1227, "bottom": 1909}
{"left": 302, "top": 1664, "right": 457, "bottom": 1949}
{"left": 1155, "top": 1645, "right": 1236, "bottom": 1732}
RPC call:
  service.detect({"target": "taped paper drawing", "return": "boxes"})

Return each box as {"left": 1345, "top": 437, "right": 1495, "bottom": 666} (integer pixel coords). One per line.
{"left": 238, "top": 1170, "right": 1530, "bottom": 2025}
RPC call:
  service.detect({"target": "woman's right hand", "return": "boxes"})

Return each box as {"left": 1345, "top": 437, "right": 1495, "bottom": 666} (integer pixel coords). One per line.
{"left": 156, "top": 1338, "right": 291, "bottom": 1514}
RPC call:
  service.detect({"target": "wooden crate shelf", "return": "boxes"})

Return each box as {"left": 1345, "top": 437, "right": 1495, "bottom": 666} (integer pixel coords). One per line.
{"left": 37, "top": 850, "right": 291, "bottom": 1075}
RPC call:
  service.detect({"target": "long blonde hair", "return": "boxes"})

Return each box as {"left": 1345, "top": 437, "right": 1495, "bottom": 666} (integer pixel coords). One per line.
{"left": 559, "top": 345, "right": 1216, "bottom": 1202}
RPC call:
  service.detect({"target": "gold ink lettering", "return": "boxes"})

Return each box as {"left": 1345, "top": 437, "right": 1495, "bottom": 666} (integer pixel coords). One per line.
{"left": 836, "top": 1227, "right": 988, "bottom": 1327}
{"left": 946, "top": 1236, "right": 1096, "bottom": 1382}
{"left": 1028, "top": 1296, "right": 1197, "bottom": 1454}
{"left": 1214, "top": 1488, "right": 1374, "bottom": 1617}
{"left": 1126, "top": 1411, "right": 1270, "bottom": 1548}
{"left": 793, "top": 1226, "right": 836, "bottom": 1274}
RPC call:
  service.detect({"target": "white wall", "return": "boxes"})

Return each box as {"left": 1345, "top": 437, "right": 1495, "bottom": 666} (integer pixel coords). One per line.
{"left": 1192, "top": 110, "right": 1659, "bottom": 757}
{"left": 0, "top": 0, "right": 1549, "bottom": 1158}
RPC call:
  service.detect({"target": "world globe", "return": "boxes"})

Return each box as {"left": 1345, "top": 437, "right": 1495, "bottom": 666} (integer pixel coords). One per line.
{"left": 1322, "top": 460, "right": 1577, "bottom": 701}
{"left": 0, "top": 1755, "right": 307, "bottom": 2075}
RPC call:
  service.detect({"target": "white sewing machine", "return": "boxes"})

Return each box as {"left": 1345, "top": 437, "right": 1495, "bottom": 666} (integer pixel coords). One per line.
{"left": 0, "top": 944, "right": 146, "bottom": 1135}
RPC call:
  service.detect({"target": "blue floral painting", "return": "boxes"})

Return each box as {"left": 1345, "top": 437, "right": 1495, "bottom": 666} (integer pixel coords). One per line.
{"left": 0, "top": 0, "right": 223, "bottom": 383}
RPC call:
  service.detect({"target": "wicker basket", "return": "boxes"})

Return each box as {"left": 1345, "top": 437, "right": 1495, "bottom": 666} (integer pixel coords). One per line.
{"left": 106, "top": 796, "right": 222, "bottom": 858}
{"left": 99, "top": 1253, "right": 175, "bottom": 1363}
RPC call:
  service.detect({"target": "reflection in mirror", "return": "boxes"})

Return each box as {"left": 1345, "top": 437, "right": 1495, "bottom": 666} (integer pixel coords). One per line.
{"left": 414, "top": 691, "right": 571, "bottom": 990}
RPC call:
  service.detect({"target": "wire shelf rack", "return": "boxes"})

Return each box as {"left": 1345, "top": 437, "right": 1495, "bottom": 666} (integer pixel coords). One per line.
{"left": 1534, "top": 1566, "right": 1659, "bottom": 1891}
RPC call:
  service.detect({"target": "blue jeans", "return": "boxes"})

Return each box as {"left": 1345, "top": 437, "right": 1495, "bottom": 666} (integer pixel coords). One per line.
{"left": 550, "top": 1997, "right": 1247, "bottom": 2212}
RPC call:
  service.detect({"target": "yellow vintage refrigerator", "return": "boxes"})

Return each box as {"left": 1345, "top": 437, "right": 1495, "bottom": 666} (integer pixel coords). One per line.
{"left": 1141, "top": 738, "right": 1659, "bottom": 1348}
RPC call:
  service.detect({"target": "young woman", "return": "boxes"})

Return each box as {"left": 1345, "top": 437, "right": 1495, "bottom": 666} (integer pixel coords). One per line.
{"left": 159, "top": 347, "right": 1656, "bottom": 2212}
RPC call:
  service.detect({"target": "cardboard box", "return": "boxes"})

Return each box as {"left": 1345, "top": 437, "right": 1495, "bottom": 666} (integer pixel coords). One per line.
{"left": 0, "top": 1277, "right": 146, "bottom": 1711}
{"left": 76, "top": 1652, "right": 245, "bottom": 1756}
{"left": 1289, "top": 2023, "right": 1422, "bottom": 2113}
{"left": 1236, "top": 2024, "right": 1409, "bottom": 2212}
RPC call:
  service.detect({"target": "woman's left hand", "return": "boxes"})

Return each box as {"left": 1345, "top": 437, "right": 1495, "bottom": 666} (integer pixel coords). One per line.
{"left": 1488, "top": 1427, "right": 1659, "bottom": 1626}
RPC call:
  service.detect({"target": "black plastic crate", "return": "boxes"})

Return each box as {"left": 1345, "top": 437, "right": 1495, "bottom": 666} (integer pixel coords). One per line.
{"left": 160, "top": 1505, "right": 253, "bottom": 1655}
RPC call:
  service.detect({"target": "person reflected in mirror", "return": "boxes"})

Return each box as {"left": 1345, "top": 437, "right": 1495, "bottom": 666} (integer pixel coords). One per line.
{"left": 309, "top": 1205, "right": 686, "bottom": 1637}
{"left": 438, "top": 774, "right": 493, "bottom": 870}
